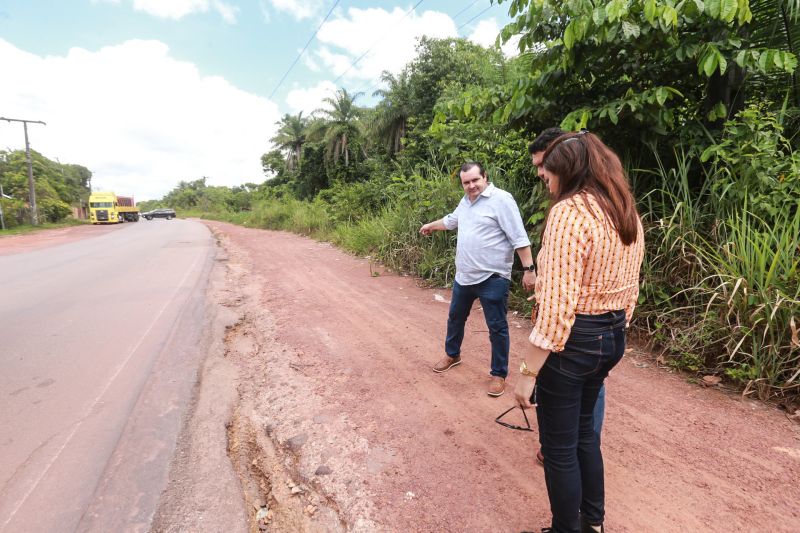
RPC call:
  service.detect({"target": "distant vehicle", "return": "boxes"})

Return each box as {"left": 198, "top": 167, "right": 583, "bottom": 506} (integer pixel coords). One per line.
{"left": 142, "top": 208, "right": 176, "bottom": 220}
{"left": 89, "top": 191, "right": 140, "bottom": 224}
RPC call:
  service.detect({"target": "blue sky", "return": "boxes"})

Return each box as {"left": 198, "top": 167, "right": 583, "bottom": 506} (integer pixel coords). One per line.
{"left": 0, "top": 1, "right": 517, "bottom": 200}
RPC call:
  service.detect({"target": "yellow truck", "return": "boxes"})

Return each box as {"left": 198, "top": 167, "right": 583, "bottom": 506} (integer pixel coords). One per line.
{"left": 88, "top": 191, "right": 140, "bottom": 224}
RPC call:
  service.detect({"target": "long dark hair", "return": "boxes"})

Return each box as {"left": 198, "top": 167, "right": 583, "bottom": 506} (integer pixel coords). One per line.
{"left": 542, "top": 131, "right": 640, "bottom": 245}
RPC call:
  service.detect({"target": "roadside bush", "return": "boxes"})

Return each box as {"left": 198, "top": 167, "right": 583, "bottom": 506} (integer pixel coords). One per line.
{"left": 289, "top": 199, "right": 332, "bottom": 237}
{"left": 318, "top": 178, "right": 391, "bottom": 225}
{"left": 700, "top": 103, "right": 800, "bottom": 221}
{"left": 0, "top": 198, "right": 25, "bottom": 228}
{"left": 333, "top": 216, "right": 386, "bottom": 257}
{"left": 693, "top": 207, "right": 800, "bottom": 398}
{"left": 38, "top": 198, "right": 72, "bottom": 222}
{"left": 634, "top": 145, "right": 800, "bottom": 400}
{"left": 248, "top": 197, "right": 332, "bottom": 238}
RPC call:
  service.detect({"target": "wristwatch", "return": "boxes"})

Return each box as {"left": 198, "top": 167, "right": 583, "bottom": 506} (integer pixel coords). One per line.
{"left": 523, "top": 264, "right": 536, "bottom": 272}
{"left": 520, "top": 360, "right": 538, "bottom": 377}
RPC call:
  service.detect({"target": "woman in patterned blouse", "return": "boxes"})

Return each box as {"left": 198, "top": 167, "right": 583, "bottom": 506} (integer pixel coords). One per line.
{"left": 515, "top": 131, "right": 645, "bottom": 533}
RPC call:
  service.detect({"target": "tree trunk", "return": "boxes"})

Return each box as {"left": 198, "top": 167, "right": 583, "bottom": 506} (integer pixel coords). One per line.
{"left": 704, "top": 62, "right": 746, "bottom": 129}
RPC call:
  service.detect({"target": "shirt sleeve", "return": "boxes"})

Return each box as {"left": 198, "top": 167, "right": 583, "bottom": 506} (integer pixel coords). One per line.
{"left": 442, "top": 200, "right": 463, "bottom": 230}
{"left": 529, "top": 201, "right": 590, "bottom": 352}
{"left": 496, "top": 192, "right": 532, "bottom": 249}
{"left": 624, "top": 220, "right": 646, "bottom": 324}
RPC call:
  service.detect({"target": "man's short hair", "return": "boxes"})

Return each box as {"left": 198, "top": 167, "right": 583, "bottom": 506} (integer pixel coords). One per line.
{"left": 528, "top": 127, "right": 566, "bottom": 155}
{"left": 460, "top": 161, "right": 486, "bottom": 176}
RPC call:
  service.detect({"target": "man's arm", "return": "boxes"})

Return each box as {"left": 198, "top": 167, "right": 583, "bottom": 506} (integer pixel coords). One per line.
{"left": 419, "top": 218, "right": 448, "bottom": 235}
{"left": 516, "top": 246, "right": 536, "bottom": 292}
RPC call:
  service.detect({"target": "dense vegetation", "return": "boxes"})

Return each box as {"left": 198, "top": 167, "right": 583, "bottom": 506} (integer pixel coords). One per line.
{"left": 0, "top": 149, "right": 91, "bottom": 227}
{"left": 10, "top": 1, "right": 797, "bottom": 401}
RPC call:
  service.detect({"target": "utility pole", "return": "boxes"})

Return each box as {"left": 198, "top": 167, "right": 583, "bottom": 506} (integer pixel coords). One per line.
{"left": 0, "top": 182, "right": 5, "bottom": 230}
{"left": 1, "top": 116, "right": 47, "bottom": 225}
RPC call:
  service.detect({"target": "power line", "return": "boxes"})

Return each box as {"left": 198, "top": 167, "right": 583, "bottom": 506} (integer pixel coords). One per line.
{"left": 357, "top": 1, "right": 499, "bottom": 97}
{"left": 457, "top": 4, "right": 494, "bottom": 31}
{"left": 269, "top": 0, "right": 341, "bottom": 100}
{"left": 332, "top": 0, "right": 425, "bottom": 85}
{"left": 452, "top": 0, "right": 481, "bottom": 21}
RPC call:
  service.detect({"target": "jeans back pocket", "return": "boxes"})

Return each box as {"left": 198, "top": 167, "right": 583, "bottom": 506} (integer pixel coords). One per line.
{"left": 558, "top": 330, "right": 604, "bottom": 377}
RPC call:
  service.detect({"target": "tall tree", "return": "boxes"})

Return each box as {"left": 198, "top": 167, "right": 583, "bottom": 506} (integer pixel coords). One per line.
{"left": 372, "top": 71, "right": 413, "bottom": 155}
{"left": 270, "top": 112, "right": 308, "bottom": 171}
{"left": 308, "top": 88, "right": 365, "bottom": 167}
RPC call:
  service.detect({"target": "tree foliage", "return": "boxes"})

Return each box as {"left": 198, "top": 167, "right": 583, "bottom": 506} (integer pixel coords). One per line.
{"left": 494, "top": 0, "right": 797, "bottom": 139}
{"left": 307, "top": 88, "right": 367, "bottom": 167}
{"left": 0, "top": 149, "right": 92, "bottom": 225}
{"left": 271, "top": 112, "right": 308, "bottom": 171}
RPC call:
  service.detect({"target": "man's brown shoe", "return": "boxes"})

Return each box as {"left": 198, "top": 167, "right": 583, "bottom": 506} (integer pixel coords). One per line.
{"left": 488, "top": 376, "right": 505, "bottom": 397}
{"left": 433, "top": 355, "right": 462, "bottom": 373}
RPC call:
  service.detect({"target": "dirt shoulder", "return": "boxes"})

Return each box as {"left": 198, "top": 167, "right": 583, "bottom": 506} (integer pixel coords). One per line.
{"left": 0, "top": 223, "right": 122, "bottom": 255}
{"left": 201, "top": 221, "right": 799, "bottom": 533}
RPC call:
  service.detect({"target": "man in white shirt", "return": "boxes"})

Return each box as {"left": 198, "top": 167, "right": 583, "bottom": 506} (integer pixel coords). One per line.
{"left": 420, "top": 162, "right": 535, "bottom": 397}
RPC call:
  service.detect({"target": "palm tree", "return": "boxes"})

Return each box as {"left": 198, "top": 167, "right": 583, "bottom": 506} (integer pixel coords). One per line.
{"left": 748, "top": 0, "right": 800, "bottom": 107}
{"left": 371, "top": 71, "right": 413, "bottom": 155}
{"left": 270, "top": 112, "right": 308, "bottom": 171}
{"left": 307, "top": 88, "right": 365, "bottom": 166}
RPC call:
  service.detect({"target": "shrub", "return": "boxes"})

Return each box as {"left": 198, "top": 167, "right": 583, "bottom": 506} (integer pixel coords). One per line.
{"left": 700, "top": 103, "right": 800, "bottom": 221}
{"left": 38, "top": 198, "right": 72, "bottom": 222}
{"left": 693, "top": 206, "right": 800, "bottom": 398}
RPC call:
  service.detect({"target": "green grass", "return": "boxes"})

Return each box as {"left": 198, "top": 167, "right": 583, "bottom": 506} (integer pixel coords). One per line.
{"left": 633, "top": 148, "right": 800, "bottom": 400}
{"left": 692, "top": 206, "right": 800, "bottom": 398}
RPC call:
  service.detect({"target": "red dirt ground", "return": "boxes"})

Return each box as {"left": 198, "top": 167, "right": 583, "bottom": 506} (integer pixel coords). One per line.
{"left": 205, "top": 221, "right": 800, "bottom": 533}
{"left": 0, "top": 224, "right": 121, "bottom": 255}
{"left": 8, "top": 222, "right": 800, "bottom": 532}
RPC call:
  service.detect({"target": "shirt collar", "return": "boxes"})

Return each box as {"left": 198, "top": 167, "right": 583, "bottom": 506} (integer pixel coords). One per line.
{"left": 467, "top": 182, "right": 495, "bottom": 204}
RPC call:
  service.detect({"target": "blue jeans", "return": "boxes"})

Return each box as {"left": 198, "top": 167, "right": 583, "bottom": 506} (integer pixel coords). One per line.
{"left": 535, "top": 311, "right": 626, "bottom": 533}
{"left": 593, "top": 384, "right": 605, "bottom": 437}
{"left": 444, "top": 275, "right": 510, "bottom": 377}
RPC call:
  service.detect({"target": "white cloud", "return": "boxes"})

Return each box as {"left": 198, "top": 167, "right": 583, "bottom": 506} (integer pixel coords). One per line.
{"left": 259, "top": 0, "right": 272, "bottom": 23}
{"left": 315, "top": 7, "right": 458, "bottom": 83}
{"left": 501, "top": 34, "right": 522, "bottom": 58}
{"left": 268, "top": 0, "right": 325, "bottom": 21}
{"left": 210, "top": 0, "right": 239, "bottom": 23}
{"left": 0, "top": 39, "right": 280, "bottom": 201}
{"left": 95, "top": 0, "right": 239, "bottom": 23}
{"left": 315, "top": 47, "right": 352, "bottom": 78}
{"left": 469, "top": 18, "right": 500, "bottom": 49}
{"left": 302, "top": 52, "right": 321, "bottom": 73}
{"left": 285, "top": 80, "right": 337, "bottom": 116}
{"left": 468, "top": 18, "right": 521, "bottom": 58}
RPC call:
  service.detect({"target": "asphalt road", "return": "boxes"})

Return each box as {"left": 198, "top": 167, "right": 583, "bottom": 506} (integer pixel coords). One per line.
{"left": 0, "top": 219, "right": 215, "bottom": 532}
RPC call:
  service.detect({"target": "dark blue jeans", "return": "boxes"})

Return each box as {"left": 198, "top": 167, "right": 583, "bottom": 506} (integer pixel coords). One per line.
{"left": 593, "top": 384, "right": 606, "bottom": 437}
{"left": 535, "top": 310, "right": 626, "bottom": 533}
{"left": 444, "top": 275, "right": 510, "bottom": 377}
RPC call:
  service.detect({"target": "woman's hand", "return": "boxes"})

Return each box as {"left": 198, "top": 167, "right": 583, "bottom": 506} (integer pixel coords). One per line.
{"left": 515, "top": 374, "right": 536, "bottom": 409}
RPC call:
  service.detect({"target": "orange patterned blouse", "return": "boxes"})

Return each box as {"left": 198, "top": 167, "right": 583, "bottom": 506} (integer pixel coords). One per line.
{"left": 529, "top": 192, "right": 645, "bottom": 352}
